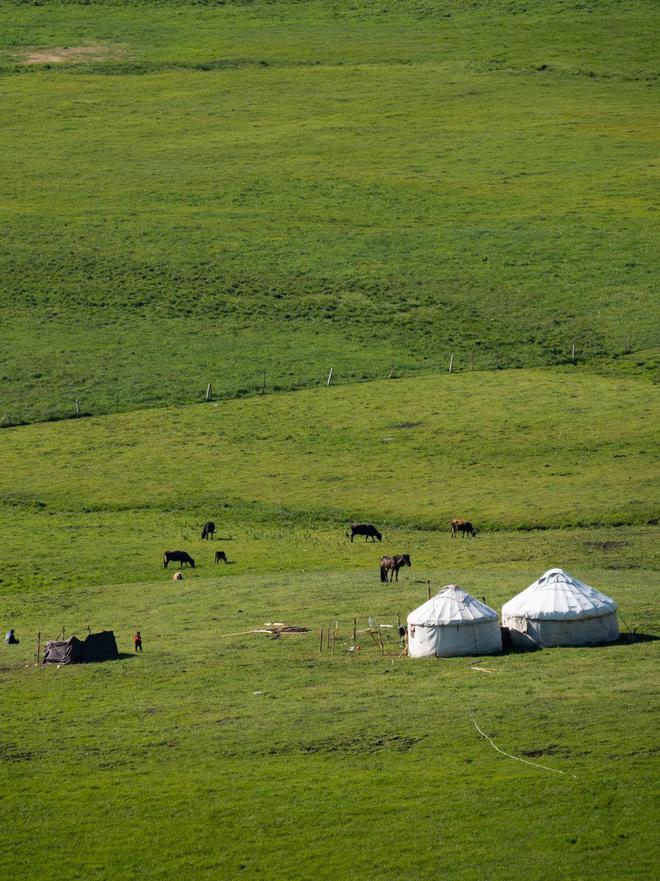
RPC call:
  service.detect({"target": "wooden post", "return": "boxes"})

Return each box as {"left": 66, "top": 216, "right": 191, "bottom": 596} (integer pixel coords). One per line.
{"left": 388, "top": 365, "right": 395, "bottom": 379}
{"left": 571, "top": 342, "right": 576, "bottom": 362}
{"left": 35, "top": 631, "right": 41, "bottom": 665}
{"left": 75, "top": 399, "right": 80, "bottom": 415}
{"left": 262, "top": 371, "right": 266, "bottom": 394}
{"left": 427, "top": 581, "right": 432, "bottom": 600}
{"left": 319, "top": 626, "right": 323, "bottom": 654}
{"left": 448, "top": 354, "right": 454, "bottom": 373}
{"left": 326, "top": 367, "right": 333, "bottom": 387}
{"left": 353, "top": 617, "right": 357, "bottom": 646}
{"left": 331, "top": 626, "right": 336, "bottom": 655}
{"left": 205, "top": 382, "right": 213, "bottom": 402}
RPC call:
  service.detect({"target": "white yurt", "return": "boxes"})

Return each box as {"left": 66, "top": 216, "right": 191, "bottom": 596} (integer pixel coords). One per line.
{"left": 407, "top": 585, "right": 502, "bottom": 658}
{"left": 502, "top": 568, "right": 619, "bottom": 648}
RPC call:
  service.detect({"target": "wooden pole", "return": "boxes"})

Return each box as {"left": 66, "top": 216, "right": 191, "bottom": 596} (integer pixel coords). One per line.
{"left": 571, "top": 342, "right": 576, "bottom": 362}
{"left": 353, "top": 617, "right": 357, "bottom": 646}
{"left": 326, "top": 367, "right": 333, "bottom": 387}
{"left": 427, "top": 581, "right": 432, "bottom": 600}
{"left": 388, "top": 365, "right": 395, "bottom": 379}
{"left": 262, "top": 371, "right": 266, "bottom": 394}
{"left": 205, "top": 382, "right": 213, "bottom": 402}
{"left": 448, "top": 354, "right": 454, "bottom": 373}
{"left": 319, "top": 626, "right": 323, "bottom": 654}
{"left": 35, "top": 631, "right": 41, "bottom": 665}
{"left": 331, "top": 626, "right": 336, "bottom": 655}
{"left": 75, "top": 399, "right": 80, "bottom": 415}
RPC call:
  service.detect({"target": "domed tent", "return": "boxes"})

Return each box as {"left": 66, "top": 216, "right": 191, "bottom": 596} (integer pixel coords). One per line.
{"left": 502, "top": 568, "right": 618, "bottom": 648}
{"left": 407, "top": 585, "right": 502, "bottom": 658}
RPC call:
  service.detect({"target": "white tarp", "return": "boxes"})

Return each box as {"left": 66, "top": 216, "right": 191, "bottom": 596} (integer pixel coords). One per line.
{"left": 502, "top": 568, "right": 619, "bottom": 648}
{"left": 407, "top": 585, "right": 502, "bottom": 658}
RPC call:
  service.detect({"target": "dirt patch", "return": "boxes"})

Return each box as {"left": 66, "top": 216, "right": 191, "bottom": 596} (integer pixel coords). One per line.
{"left": 19, "top": 45, "right": 120, "bottom": 65}
{"left": 584, "top": 540, "right": 631, "bottom": 552}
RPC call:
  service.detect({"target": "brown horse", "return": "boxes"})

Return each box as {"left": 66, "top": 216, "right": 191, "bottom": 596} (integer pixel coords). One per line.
{"left": 380, "top": 554, "right": 411, "bottom": 582}
{"left": 450, "top": 519, "right": 478, "bottom": 538}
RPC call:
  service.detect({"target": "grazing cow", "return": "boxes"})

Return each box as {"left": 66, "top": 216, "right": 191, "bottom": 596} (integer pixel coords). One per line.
{"left": 380, "top": 554, "right": 411, "bottom": 582}
{"left": 348, "top": 523, "right": 382, "bottom": 543}
{"left": 201, "top": 521, "right": 216, "bottom": 540}
{"left": 163, "top": 550, "right": 196, "bottom": 569}
{"left": 214, "top": 551, "right": 228, "bottom": 564}
{"left": 172, "top": 571, "right": 183, "bottom": 582}
{"left": 450, "top": 519, "right": 478, "bottom": 538}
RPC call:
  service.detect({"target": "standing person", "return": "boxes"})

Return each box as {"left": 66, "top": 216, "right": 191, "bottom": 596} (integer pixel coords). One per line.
{"left": 4, "top": 629, "right": 19, "bottom": 645}
{"left": 133, "top": 631, "right": 143, "bottom": 653}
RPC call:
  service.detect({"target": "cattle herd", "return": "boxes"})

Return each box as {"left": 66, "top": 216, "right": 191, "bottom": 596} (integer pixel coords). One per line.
{"left": 162, "top": 519, "right": 477, "bottom": 581}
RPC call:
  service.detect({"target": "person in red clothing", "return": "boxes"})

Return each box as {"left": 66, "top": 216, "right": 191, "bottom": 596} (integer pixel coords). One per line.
{"left": 133, "top": 631, "right": 143, "bottom": 653}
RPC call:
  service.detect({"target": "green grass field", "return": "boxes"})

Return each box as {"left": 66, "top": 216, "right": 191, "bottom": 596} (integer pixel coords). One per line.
{"left": 1, "top": 2, "right": 659, "bottom": 878}
{"left": 1, "top": 0, "right": 659, "bottom": 421}
{"left": 1, "top": 368, "right": 658, "bottom": 879}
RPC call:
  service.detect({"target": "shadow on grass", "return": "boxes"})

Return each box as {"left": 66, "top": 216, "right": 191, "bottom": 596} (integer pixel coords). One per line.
{"left": 617, "top": 632, "right": 659, "bottom": 645}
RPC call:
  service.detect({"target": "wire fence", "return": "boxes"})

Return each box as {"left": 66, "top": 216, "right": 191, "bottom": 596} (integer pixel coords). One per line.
{"left": 0, "top": 340, "right": 652, "bottom": 429}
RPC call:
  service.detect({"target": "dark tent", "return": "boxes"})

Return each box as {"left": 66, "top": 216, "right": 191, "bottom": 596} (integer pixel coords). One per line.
{"left": 43, "top": 636, "right": 86, "bottom": 665}
{"left": 43, "top": 631, "right": 119, "bottom": 665}
{"left": 83, "top": 630, "right": 119, "bottom": 662}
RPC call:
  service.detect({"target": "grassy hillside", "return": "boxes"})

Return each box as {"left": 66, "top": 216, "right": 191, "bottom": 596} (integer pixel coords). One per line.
{"left": 1, "top": 368, "right": 658, "bottom": 879}
{"left": 2, "top": 568, "right": 658, "bottom": 881}
{"left": 0, "top": 368, "right": 657, "bottom": 595}
{"left": 1, "top": 0, "right": 658, "bottom": 421}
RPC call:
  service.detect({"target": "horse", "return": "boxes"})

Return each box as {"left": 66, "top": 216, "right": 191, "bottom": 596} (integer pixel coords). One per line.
{"left": 163, "top": 550, "right": 196, "bottom": 569}
{"left": 380, "top": 554, "right": 411, "bottom": 582}
{"left": 214, "top": 550, "right": 228, "bottom": 564}
{"left": 450, "top": 519, "right": 478, "bottom": 538}
{"left": 201, "top": 521, "right": 216, "bottom": 540}
{"left": 348, "top": 523, "right": 382, "bottom": 542}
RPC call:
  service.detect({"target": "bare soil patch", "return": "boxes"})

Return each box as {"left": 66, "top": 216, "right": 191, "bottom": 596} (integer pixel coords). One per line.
{"left": 19, "top": 45, "right": 119, "bottom": 65}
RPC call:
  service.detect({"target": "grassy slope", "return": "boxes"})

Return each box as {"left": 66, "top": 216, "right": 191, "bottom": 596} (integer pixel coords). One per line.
{"left": 2, "top": 567, "right": 658, "bottom": 881}
{"left": 0, "top": 367, "right": 658, "bottom": 594}
{"left": 1, "top": 369, "right": 658, "bottom": 879}
{"left": 1, "top": 0, "right": 659, "bottom": 421}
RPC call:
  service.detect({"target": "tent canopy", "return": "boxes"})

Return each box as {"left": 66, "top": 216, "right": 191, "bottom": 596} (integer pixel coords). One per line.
{"left": 502, "top": 568, "right": 617, "bottom": 621}
{"left": 408, "top": 585, "right": 498, "bottom": 627}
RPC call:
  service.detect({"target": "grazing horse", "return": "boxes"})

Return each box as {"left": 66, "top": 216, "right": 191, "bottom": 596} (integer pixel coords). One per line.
{"left": 163, "top": 550, "right": 196, "bottom": 569}
{"left": 214, "top": 550, "right": 228, "bottom": 564}
{"left": 450, "top": 519, "right": 478, "bottom": 538}
{"left": 349, "top": 523, "right": 382, "bottom": 543}
{"left": 201, "top": 521, "right": 216, "bottom": 540}
{"left": 380, "top": 554, "right": 411, "bottom": 582}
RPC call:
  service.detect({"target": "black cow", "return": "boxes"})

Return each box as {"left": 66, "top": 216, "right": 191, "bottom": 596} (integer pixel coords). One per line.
{"left": 348, "top": 523, "right": 382, "bottom": 542}
{"left": 201, "top": 521, "right": 216, "bottom": 540}
{"left": 214, "top": 551, "right": 228, "bottom": 564}
{"left": 163, "top": 550, "right": 196, "bottom": 569}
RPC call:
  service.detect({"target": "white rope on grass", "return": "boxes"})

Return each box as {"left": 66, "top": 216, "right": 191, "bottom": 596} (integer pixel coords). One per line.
{"left": 472, "top": 719, "right": 577, "bottom": 778}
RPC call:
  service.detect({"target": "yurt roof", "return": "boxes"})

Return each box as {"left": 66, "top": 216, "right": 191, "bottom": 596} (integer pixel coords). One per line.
{"left": 502, "top": 568, "right": 617, "bottom": 621}
{"left": 407, "top": 585, "right": 498, "bottom": 627}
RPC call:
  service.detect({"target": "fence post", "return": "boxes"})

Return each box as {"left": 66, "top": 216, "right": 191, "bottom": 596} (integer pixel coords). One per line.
{"left": 448, "top": 354, "right": 454, "bottom": 374}
{"left": 205, "top": 383, "right": 213, "bottom": 402}
{"left": 326, "top": 368, "right": 333, "bottom": 387}
{"left": 75, "top": 399, "right": 80, "bottom": 415}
